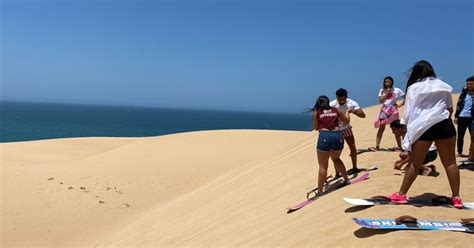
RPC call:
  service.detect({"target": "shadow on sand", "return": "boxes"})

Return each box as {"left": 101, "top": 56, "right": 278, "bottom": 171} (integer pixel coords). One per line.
{"left": 344, "top": 205, "right": 372, "bottom": 213}
{"left": 354, "top": 228, "right": 402, "bottom": 238}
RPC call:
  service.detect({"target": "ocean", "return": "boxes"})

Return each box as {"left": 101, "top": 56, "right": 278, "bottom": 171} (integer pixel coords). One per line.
{"left": 0, "top": 101, "right": 313, "bottom": 143}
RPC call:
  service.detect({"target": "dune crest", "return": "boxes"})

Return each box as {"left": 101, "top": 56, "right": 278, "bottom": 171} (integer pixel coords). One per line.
{"left": 2, "top": 94, "right": 473, "bottom": 247}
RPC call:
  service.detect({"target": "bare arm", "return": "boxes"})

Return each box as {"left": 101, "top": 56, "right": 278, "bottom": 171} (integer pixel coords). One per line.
{"left": 313, "top": 112, "right": 318, "bottom": 131}
{"left": 395, "top": 134, "right": 402, "bottom": 149}
{"left": 447, "top": 94, "right": 454, "bottom": 118}
{"left": 353, "top": 108, "right": 366, "bottom": 118}
{"left": 379, "top": 89, "right": 388, "bottom": 104}
{"left": 397, "top": 97, "right": 405, "bottom": 108}
{"left": 394, "top": 151, "right": 410, "bottom": 170}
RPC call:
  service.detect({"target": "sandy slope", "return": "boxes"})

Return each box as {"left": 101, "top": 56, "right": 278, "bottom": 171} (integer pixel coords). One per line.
{"left": 2, "top": 95, "right": 474, "bottom": 247}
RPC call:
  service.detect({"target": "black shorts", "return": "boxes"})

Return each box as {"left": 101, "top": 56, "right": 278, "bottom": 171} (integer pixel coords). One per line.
{"left": 418, "top": 119, "right": 456, "bottom": 141}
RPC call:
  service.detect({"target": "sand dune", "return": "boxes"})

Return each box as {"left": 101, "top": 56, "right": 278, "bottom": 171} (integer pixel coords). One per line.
{"left": 2, "top": 95, "right": 474, "bottom": 247}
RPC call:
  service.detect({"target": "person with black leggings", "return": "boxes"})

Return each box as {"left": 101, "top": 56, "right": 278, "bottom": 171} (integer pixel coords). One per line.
{"left": 454, "top": 77, "right": 474, "bottom": 157}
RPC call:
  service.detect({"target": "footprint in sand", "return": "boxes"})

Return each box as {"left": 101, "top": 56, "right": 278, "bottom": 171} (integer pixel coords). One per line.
{"left": 79, "top": 186, "right": 89, "bottom": 193}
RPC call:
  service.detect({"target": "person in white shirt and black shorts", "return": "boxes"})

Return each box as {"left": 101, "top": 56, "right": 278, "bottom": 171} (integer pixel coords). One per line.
{"left": 389, "top": 60, "right": 463, "bottom": 209}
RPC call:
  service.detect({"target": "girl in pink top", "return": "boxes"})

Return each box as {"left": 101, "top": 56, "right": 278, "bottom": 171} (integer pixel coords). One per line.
{"left": 375, "top": 76, "right": 405, "bottom": 150}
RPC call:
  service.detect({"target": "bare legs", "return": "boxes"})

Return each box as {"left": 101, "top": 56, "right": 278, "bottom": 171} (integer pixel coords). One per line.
{"left": 398, "top": 137, "right": 460, "bottom": 197}
{"left": 317, "top": 149, "right": 349, "bottom": 193}
{"left": 344, "top": 135, "right": 358, "bottom": 170}
{"left": 376, "top": 124, "right": 385, "bottom": 149}
{"left": 377, "top": 123, "right": 403, "bottom": 150}
{"left": 398, "top": 140, "right": 431, "bottom": 194}
{"left": 395, "top": 133, "right": 402, "bottom": 149}
{"left": 435, "top": 138, "right": 460, "bottom": 197}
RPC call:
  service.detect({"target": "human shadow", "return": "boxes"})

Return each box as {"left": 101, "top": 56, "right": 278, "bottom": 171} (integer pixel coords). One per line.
{"left": 344, "top": 205, "right": 372, "bottom": 213}
{"left": 356, "top": 147, "right": 400, "bottom": 155}
{"left": 344, "top": 192, "right": 455, "bottom": 213}
{"left": 305, "top": 173, "right": 359, "bottom": 197}
{"left": 354, "top": 228, "right": 398, "bottom": 238}
{"left": 409, "top": 192, "right": 443, "bottom": 201}
{"left": 354, "top": 226, "right": 473, "bottom": 237}
{"left": 393, "top": 165, "right": 440, "bottom": 177}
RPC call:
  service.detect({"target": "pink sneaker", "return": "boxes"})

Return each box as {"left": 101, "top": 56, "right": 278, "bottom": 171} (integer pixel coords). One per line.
{"left": 389, "top": 192, "right": 408, "bottom": 204}
{"left": 451, "top": 196, "right": 464, "bottom": 209}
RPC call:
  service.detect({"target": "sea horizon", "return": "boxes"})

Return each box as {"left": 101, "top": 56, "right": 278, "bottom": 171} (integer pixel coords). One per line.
{"left": 0, "top": 100, "right": 313, "bottom": 143}
{"left": 1, "top": 99, "right": 309, "bottom": 115}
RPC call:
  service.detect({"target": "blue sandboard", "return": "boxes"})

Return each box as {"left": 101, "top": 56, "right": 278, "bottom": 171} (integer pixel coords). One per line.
{"left": 353, "top": 217, "right": 474, "bottom": 233}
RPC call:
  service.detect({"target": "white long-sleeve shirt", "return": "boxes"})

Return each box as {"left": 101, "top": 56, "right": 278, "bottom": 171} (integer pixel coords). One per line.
{"left": 402, "top": 77, "right": 453, "bottom": 151}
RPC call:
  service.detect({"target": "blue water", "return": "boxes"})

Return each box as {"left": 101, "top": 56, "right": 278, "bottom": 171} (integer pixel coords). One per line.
{"left": 0, "top": 101, "right": 313, "bottom": 143}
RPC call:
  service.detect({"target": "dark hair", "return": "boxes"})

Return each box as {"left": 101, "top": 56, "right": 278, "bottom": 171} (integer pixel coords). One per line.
{"left": 406, "top": 60, "right": 436, "bottom": 91}
{"left": 309, "top": 95, "right": 331, "bottom": 112}
{"left": 467, "top": 76, "right": 474, "bottom": 82}
{"left": 383, "top": 76, "right": 394, "bottom": 89}
{"left": 389, "top": 119, "right": 405, "bottom": 129}
{"left": 335, "top": 88, "right": 348, "bottom": 97}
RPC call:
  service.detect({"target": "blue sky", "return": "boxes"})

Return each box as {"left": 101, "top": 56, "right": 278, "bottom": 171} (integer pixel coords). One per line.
{"left": 1, "top": 0, "right": 473, "bottom": 113}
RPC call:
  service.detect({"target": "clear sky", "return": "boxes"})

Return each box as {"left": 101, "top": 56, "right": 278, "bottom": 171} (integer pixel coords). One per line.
{"left": 1, "top": 0, "right": 473, "bottom": 113}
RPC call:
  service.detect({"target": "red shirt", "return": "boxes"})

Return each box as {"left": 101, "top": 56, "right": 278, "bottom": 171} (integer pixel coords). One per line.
{"left": 316, "top": 107, "right": 340, "bottom": 130}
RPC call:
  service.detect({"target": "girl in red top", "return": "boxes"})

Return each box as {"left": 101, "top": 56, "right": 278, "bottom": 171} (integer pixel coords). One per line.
{"left": 310, "top": 95, "right": 351, "bottom": 196}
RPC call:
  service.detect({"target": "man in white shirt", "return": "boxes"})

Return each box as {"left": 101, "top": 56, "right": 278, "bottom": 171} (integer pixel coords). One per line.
{"left": 329, "top": 88, "right": 366, "bottom": 174}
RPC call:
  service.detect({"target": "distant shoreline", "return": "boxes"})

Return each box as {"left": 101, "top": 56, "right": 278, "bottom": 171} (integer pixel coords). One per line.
{"left": 0, "top": 101, "right": 312, "bottom": 143}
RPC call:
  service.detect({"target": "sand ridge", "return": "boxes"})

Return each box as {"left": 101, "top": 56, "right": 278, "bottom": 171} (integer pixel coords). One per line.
{"left": 2, "top": 94, "right": 473, "bottom": 247}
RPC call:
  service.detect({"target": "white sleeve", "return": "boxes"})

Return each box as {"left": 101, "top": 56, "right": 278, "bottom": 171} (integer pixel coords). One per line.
{"left": 403, "top": 93, "right": 412, "bottom": 125}
{"left": 350, "top": 100, "right": 361, "bottom": 110}
{"left": 401, "top": 96, "right": 412, "bottom": 151}
{"left": 378, "top": 89, "right": 383, "bottom": 97}
{"left": 329, "top": 100, "right": 336, "bottom": 108}
{"left": 396, "top": 88, "right": 405, "bottom": 97}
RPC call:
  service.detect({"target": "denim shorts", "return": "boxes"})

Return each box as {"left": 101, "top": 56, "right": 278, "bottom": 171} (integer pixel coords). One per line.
{"left": 317, "top": 130, "right": 344, "bottom": 152}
